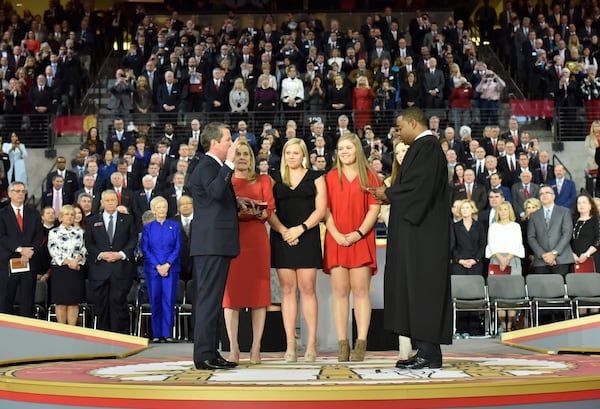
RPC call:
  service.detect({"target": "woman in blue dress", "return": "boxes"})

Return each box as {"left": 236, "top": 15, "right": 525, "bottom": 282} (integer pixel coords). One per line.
{"left": 141, "top": 196, "right": 181, "bottom": 342}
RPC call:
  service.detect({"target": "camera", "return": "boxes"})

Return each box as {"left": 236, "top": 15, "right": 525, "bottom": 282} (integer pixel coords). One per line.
{"left": 266, "top": 129, "right": 275, "bottom": 135}
{"left": 485, "top": 73, "right": 494, "bottom": 79}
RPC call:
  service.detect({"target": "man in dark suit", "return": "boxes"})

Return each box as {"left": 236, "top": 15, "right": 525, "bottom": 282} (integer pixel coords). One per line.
{"left": 533, "top": 150, "right": 555, "bottom": 185}
{"left": 29, "top": 75, "right": 55, "bottom": 129}
{"left": 527, "top": 186, "right": 574, "bottom": 275}
{"left": 163, "top": 171, "right": 188, "bottom": 218}
{"left": 189, "top": 123, "right": 240, "bottom": 371}
{"left": 0, "top": 182, "right": 43, "bottom": 317}
{"left": 548, "top": 164, "right": 577, "bottom": 211}
{"left": 157, "top": 70, "right": 185, "bottom": 125}
{"left": 422, "top": 57, "right": 445, "bottom": 110}
{"left": 41, "top": 174, "right": 73, "bottom": 213}
{"left": 85, "top": 190, "right": 137, "bottom": 333}
{"left": 116, "top": 159, "right": 139, "bottom": 192}
{"left": 173, "top": 194, "right": 194, "bottom": 282}
{"left": 452, "top": 169, "right": 487, "bottom": 212}
{"left": 106, "top": 118, "right": 134, "bottom": 153}
{"left": 133, "top": 175, "right": 161, "bottom": 232}
{"left": 203, "top": 67, "right": 230, "bottom": 119}
{"left": 45, "top": 156, "right": 79, "bottom": 203}
{"left": 108, "top": 172, "right": 134, "bottom": 212}
{"left": 74, "top": 174, "right": 102, "bottom": 215}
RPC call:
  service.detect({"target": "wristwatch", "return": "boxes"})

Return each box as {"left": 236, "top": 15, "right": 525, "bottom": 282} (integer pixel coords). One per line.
{"left": 16, "top": 246, "right": 22, "bottom": 254}
{"left": 551, "top": 250, "right": 558, "bottom": 256}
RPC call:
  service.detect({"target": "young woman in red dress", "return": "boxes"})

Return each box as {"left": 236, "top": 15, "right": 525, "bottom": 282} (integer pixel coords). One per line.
{"left": 324, "top": 132, "right": 381, "bottom": 361}
{"left": 222, "top": 141, "right": 275, "bottom": 365}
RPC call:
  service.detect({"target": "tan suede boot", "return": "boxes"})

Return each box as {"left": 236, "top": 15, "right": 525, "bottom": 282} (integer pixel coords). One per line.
{"left": 337, "top": 339, "right": 350, "bottom": 362}
{"left": 350, "top": 339, "right": 367, "bottom": 361}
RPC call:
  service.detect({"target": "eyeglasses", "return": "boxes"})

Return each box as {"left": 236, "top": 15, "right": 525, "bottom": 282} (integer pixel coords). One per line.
{"left": 11, "top": 189, "right": 26, "bottom": 193}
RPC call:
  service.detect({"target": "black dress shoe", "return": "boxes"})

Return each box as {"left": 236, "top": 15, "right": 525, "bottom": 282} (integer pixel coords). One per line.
{"left": 215, "top": 356, "right": 238, "bottom": 368}
{"left": 403, "top": 356, "right": 442, "bottom": 370}
{"left": 195, "top": 359, "right": 234, "bottom": 370}
{"left": 395, "top": 354, "right": 418, "bottom": 368}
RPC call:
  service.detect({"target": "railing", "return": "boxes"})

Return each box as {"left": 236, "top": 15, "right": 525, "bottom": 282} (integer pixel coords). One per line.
{"left": 81, "top": 50, "right": 118, "bottom": 115}
{"left": 0, "top": 114, "right": 53, "bottom": 149}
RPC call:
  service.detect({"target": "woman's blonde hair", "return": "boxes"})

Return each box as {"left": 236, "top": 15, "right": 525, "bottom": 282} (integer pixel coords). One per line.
{"left": 332, "top": 132, "right": 378, "bottom": 190}
{"left": 149, "top": 196, "right": 168, "bottom": 212}
{"left": 280, "top": 138, "right": 309, "bottom": 187}
{"left": 494, "top": 201, "right": 516, "bottom": 223}
{"left": 390, "top": 141, "right": 409, "bottom": 186}
{"left": 58, "top": 204, "right": 75, "bottom": 223}
{"left": 236, "top": 140, "right": 258, "bottom": 183}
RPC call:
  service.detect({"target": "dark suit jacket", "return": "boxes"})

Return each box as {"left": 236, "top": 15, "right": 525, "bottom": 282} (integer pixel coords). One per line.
{"left": 112, "top": 187, "right": 134, "bottom": 211}
{"left": 73, "top": 187, "right": 101, "bottom": 215}
{"left": 511, "top": 182, "right": 541, "bottom": 219}
{"left": 40, "top": 189, "right": 72, "bottom": 209}
{"left": 84, "top": 211, "right": 137, "bottom": 281}
{"left": 0, "top": 205, "right": 44, "bottom": 314}
{"left": 29, "top": 86, "right": 54, "bottom": 111}
{"left": 45, "top": 170, "right": 79, "bottom": 202}
{"left": 132, "top": 189, "right": 161, "bottom": 231}
{"left": 162, "top": 186, "right": 189, "bottom": 218}
{"left": 533, "top": 164, "right": 555, "bottom": 185}
{"left": 527, "top": 205, "right": 574, "bottom": 267}
{"left": 451, "top": 183, "right": 488, "bottom": 212}
{"left": 0, "top": 205, "right": 44, "bottom": 274}
{"left": 189, "top": 155, "right": 239, "bottom": 257}
{"left": 172, "top": 214, "right": 193, "bottom": 281}
{"left": 105, "top": 130, "right": 134, "bottom": 151}
{"left": 156, "top": 82, "right": 184, "bottom": 111}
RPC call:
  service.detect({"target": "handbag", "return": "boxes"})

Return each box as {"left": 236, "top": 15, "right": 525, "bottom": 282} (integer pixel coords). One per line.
{"left": 574, "top": 257, "right": 595, "bottom": 273}
{"left": 488, "top": 263, "right": 511, "bottom": 275}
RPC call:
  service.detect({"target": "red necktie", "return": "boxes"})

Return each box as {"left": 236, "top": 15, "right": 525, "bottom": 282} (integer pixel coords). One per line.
{"left": 467, "top": 185, "right": 472, "bottom": 199}
{"left": 117, "top": 189, "right": 122, "bottom": 204}
{"left": 524, "top": 186, "right": 530, "bottom": 198}
{"left": 16, "top": 208, "right": 23, "bottom": 231}
{"left": 492, "top": 140, "right": 497, "bottom": 155}
{"left": 510, "top": 158, "right": 515, "bottom": 172}
{"left": 122, "top": 175, "right": 127, "bottom": 188}
{"left": 215, "top": 80, "right": 220, "bottom": 90}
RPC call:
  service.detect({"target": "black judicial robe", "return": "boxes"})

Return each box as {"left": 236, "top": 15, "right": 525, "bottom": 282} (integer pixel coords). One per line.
{"left": 383, "top": 132, "right": 453, "bottom": 345}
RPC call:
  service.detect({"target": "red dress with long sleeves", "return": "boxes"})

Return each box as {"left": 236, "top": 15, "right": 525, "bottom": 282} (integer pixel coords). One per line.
{"left": 223, "top": 174, "right": 275, "bottom": 308}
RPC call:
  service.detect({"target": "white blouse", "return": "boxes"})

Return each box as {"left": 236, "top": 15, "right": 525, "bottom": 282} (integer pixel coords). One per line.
{"left": 280, "top": 77, "right": 304, "bottom": 103}
{"left": 485, "top": 221, "right": 525, "bottom": 258}
{"left": 48, "top": 225, "right": 87, "bottom": 266}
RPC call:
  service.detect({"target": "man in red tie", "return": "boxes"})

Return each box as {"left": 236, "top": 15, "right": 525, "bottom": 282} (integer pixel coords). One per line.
{"left": 0, "top": 182, "right": 43, "bottom": 316}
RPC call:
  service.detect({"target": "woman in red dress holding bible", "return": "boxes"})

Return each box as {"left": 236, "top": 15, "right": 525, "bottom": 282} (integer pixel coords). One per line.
{"left": 223, "top": 141, "right": 275, "bottom": 365}
{"left": 324, "top": 133, "right": 381, "bottom": 362}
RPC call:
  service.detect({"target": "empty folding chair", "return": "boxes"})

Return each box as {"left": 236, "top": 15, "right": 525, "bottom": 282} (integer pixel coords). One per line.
{"left": 566, "top": 273, "right": 600, "bottom": 318}
{"left": 526, "top": 274, "right": 573, "bottom": 326}
{"left": 487, "top": 275, "right": 532, "bottom": 335}
{"left": 451, "top": 275, "right": 491, "bottom": 336}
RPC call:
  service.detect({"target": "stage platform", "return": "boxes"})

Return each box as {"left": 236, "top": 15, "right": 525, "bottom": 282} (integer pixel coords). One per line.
{"left": 1, "top": 337, "right": 600, "bottom": 409}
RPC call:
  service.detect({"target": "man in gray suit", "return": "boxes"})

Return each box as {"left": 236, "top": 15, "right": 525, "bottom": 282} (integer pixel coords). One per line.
{"left": 107, "top": 68, "right": 133, "bottom": 122}
{"left": 527, "top": 186, "right": 574, "bottom": 275}
{"left": 422, "top": 57, "right": 445, "bottom": 109}
{"left": 511, "top": 170, "right": 540, "bottom": 220}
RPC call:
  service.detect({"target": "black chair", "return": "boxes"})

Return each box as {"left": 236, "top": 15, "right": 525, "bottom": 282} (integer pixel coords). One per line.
{"left": 451, "top": 275, "right": 491, "bottom": 336}
{"left": 526, "top": 274, "right": 573, "bottom": 326}
{"left": 566, "top": 273, "right": 600, "bottom": 318}
{"left": 487, "top": 275, "right": 532, "bottom": 334}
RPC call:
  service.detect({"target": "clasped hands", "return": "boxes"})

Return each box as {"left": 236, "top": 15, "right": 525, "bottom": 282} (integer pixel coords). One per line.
{"left": 280, "top": 225, "right": 302, "bottom": 246}
{"left": 459, "top": 259, "right": 478, "bottom": 268}
{"left": 19, "top": 246, "right": 34, "bottom": 264}
{"left": 64, "top": 257, "right": 81, "bottom": 270}
{"left": 99, "top": 251, "right": 124, "bottom": 262}
{"left": 332, "top": 230, "right": 361, "bottom": 247}
{"left": 541, "top": 252, "right": 558, "bottom": 265}
{"left": 156, "top": 263, "right": 170, "bottom": 277}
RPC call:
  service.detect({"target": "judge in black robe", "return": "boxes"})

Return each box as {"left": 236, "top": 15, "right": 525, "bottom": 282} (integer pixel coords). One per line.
{"left": 375, "top": 107, "right": 452, "bottom": 369}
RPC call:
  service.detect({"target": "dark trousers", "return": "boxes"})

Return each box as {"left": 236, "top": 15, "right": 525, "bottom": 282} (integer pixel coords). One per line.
{"left": 193, "top": 255, "right": 230, "bottom": 364}
{"left": 90, "top": 272, "right": 133, "bottom": 334}
{"left": 534, "top": 263, "right": 570, "bottom": 276}
{"left": 2, "top": 270, "right": 36, "bottom": 317}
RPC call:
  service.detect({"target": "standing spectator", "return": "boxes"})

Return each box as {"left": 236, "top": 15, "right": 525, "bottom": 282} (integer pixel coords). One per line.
{"left": 571, "top": 193, "right": 600, "bottom": 272}
{"left": 549, "top": 164, "right": 577, "bottom": 211}
{"left": 280, "top": 65, "right": 304, "bottom": 124}
{"left": 2, "top": 133, "right": 28, "bottom": 189}
{"left": 48, "top": 205, "right": 86, "bottom": 325}
{"left": 475, "top": 0, "right": 498, "bottom": 44}
{"left": 133, "top": 76, "right": 153, "bottom": 125}
{"left": 584, "top": 120, "right": 600, "bottom": 178}
{"left": 85, "top": 190, "right": 137, "bottom": 333}
{"left": 352, "top": 75, "right": 375, "bottom": 133}
{"left": 223, "top": 141, "right": 274, "bottom": 365}
{"left": 400, "top": 71, "right": 422, "bottom": 109}
{"left": 450, "top": 199, "right": 486, "bottom": 276}
{"left": 204, "top": 67, "right": 230, "bottom": 121}
{"left": 108, "top": 69, "right": 134, "bottom": 122}
{"left": 527, "top": 186, "right": 574, "bottom": 276}
{"left": 449, "top": 77, "right": 473, "bottom": 129}
{"left": 0, "top": 182, "right": 43, "bottom": 317}
{"left": 142, "top": 196, "right": 181, "bottom": 342}
{"left": 326, "top": 74, "right": 352, "bottom": 126}
{"left": 269, "top": 138, "right": 327, "bottom": 363}
{"left": 156, "top": 71, "right": 184, "bottom": 126}
{"left": 229, "top": 77, "right": 249, "bottom": 119}
{"left": 324, "top": 133, "right": 380, "bottom": 362}
{"left": 511, "top": 170, "right": 541, "bottom": 220}
{"left": 422, "top": 57, "right": 445, "bottom": 110}
{"left": 476, "top": 69, "right": 506, "bottom": 126}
